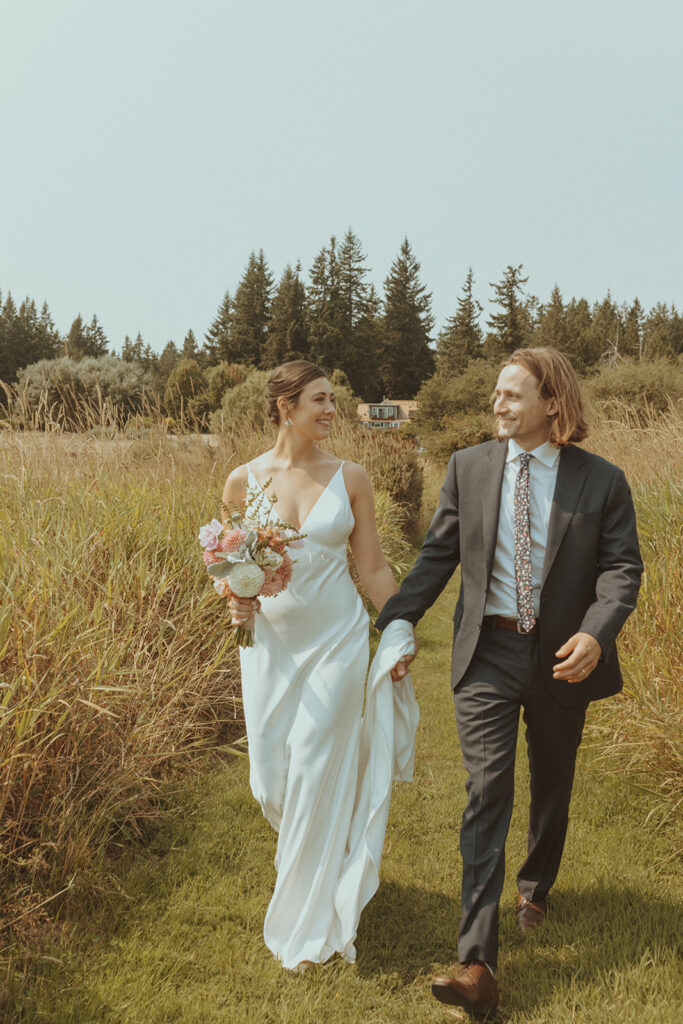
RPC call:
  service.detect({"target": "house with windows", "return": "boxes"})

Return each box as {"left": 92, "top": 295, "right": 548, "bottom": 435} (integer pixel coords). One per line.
{"left": 356, "top": 398, "right": 418, "bottom": 429}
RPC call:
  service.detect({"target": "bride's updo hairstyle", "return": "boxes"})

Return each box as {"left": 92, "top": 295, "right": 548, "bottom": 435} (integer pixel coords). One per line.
{"left": 265, "top": 360, "right": 329, "bottom": 426}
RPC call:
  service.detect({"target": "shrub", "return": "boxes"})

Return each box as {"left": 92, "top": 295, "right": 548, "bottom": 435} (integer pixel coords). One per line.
{"left": 15, "top": 356, "right": 152, "bottom": 428}
{"left": 163, "top": 358, "right": 207, "bottom": 421}
{"left": 210, "top": 370, "right": 271, "bottom": 432}
{"left": 204, "top": 362, "right": 246, "bottom": 411}
{"left": 585, "top": 357, "right": 683, "bottom": 420}
{"left": 415, "top": 361, "right": 499, "bottom": 430}
{"left": 328, "top": 368, "right": 362, "bottom": 420}
{"left": 419, "top": 412, "right": 495, "bottom": 460}
{"left": 326, "top": 423, "right": 424, "bottom": 533}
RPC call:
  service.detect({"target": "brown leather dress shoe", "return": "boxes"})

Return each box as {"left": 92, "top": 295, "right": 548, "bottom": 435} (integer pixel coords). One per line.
{"left": 516, "top": 892, "right": 547, "bottom": 933}
{"left": 431, "top": 961, "right": 499, "bottom": 1017}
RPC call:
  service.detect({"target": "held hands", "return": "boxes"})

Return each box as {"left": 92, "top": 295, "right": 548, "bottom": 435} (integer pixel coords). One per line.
{"left": 390, "top": 631, "right": 419, "bottom": 682}
{"left": 553, "top": 632, "right": 602, "bottom": 683}
{"left": 229, "top": 595, "right": 261, "bottom": 627}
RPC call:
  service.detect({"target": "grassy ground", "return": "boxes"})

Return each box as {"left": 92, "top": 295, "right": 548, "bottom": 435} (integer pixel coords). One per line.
{"left": 6, "top": 557, "right": 681, "bottom": 1023}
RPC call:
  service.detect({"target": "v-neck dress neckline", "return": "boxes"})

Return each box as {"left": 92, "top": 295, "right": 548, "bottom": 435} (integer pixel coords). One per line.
{"left": 246, "top": 462, "right": 345, "bottom": 532}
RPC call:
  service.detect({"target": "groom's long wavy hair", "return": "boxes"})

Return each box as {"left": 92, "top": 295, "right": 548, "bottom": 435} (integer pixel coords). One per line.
{"left": 266, "top": 360, "right": 329, "bottom": 425}
{"left": 503, "top": 347, "right": 589, "bottom": 447}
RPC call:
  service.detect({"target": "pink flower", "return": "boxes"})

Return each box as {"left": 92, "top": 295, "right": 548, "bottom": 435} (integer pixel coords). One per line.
{"left": 218, "top": 528, "right": 247, "bottom": 553}
{"left": 203, "top": 549, "right": 221, "bottom": 566}
{"left": 199, "top": 518, "right": 223, "bottom": 550}
{"left": 260, "top": 552, "right": 293, "bottom": 597}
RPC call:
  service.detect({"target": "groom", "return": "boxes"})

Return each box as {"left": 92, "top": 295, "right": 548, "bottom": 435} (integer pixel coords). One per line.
{"left": 379, "top": 348, "right": 642, "bottom": 1016}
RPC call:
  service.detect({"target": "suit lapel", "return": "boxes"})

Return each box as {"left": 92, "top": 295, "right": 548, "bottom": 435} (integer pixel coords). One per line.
{"left": 481, "top": 441, "right": 507, "bottom": 579}
{"left": 541, "top": 445, "right": 588, "bottom": 586}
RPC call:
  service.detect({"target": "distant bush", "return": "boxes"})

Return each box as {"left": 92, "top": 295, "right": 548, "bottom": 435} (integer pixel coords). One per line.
{"left": 163, "top": 358, "right": 207, "bottom": 422}
{"left": 419, "top": 412, "right": 495, "bottom": 460}
{"left": 415, "top": 361, "right": 499, "bottom": 430}
{"left": 585, "top": 357, "right": 683, "bottom": 419}
{"left": 16, "top": 356, "right": 152, "bottom": 428}
{"left": 338, "top": 428, "right": 424, "bottom": 533}
{"left": 204, "top": 362, "right": 246, "bottom": 411}
{"left": 210, "top": 370, "right": 271, "bottom": 432}
{"left": 328, "top": 368, "right": 362, "bottom": 420}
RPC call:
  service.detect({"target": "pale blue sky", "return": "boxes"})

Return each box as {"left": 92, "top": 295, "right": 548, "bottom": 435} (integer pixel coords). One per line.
{"left": 1, "top": 0, "right": 681, "bottom": 353}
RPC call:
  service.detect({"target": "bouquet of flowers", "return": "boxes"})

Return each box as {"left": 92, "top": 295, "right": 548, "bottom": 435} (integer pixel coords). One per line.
{"left": 199, "top": 481, "right": 304, "bottom": 647}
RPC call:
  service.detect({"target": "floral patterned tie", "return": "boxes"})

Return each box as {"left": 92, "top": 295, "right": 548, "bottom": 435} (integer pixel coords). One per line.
{"left": 514, "top": 452, "right": 536, "bottom": 633}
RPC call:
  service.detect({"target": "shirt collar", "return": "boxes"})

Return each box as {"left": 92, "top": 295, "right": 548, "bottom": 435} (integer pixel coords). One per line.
{"left": 506, "top": 438, "right": 561, "bottom": 469}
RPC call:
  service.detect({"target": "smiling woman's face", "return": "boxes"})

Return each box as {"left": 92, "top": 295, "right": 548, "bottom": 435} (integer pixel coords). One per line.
{"left": 284, "top": 377, "right": 336, "bottom": 437}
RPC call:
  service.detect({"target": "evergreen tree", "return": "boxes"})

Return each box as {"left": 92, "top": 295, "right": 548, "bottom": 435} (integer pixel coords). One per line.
{"left": 642, "top": 302, "right": 683, "bottom": 359}
{"left": 564, "top": 297, "right": 594, "bottom": 372}
{"left": 622, "top": 298, "right": 644, "bottom": 359}
{"left": 589, "top": 293, "right": 623, "bottom": 366}
{"left": 182, "top": 328, "right": 200, "bottom": 362}
{"left": 379, "top": 238, "right": 435, "bottom": 397}
{"left": 0, "top": 294, "right": 61, "bottom": 386}
{"left": 203, "top": 290, "right": 233, "bottom": 365}
{"left": 485, "top": 264, "right": 530, "bottom": 356}
{"left": 437, "top": 267, "right": 483, "bottom": 374}
{"left": 335, "top": 229, "right": 380, "bottom": 396}
{"left": 307, "top": 237, "right": 343, "bottom": 369}
{"left": 65, "top": 314, "right": 87, "bottom": 360}
{"left": 352, "top": 284, "right": 383, "bottom": 401}
{"left": 0, "top": 293, "right": 20, "bottom": 385}
{"left": 231, "top": 250, "right": 273, "bottom": 366}
{"left": 157, "top": 341, "right": 181, "bottom": 390}
{"left": 307, "top": 231, "right": 380, "bottom": 395}
{"left": 82, "top": 314, "right": 109, "bottom": 358}
{"left": 35, "top": 301, "right": 61, "bottom": 362}
{"left": 534, "top": 285, "right": 569, "bottom": 352}
{"left": 264, "top": 264, "right": 309, "bottom": 368}
{"left": 121, "top": 332, "right": 158, "bottom": 374}
{"left": 121, "top": 334, "right": 143, "bottom": 362}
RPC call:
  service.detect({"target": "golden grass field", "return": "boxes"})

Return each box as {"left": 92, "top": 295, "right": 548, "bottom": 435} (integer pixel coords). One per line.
{"left": 0, "top": 403, "right": 680, "bottom": 1020}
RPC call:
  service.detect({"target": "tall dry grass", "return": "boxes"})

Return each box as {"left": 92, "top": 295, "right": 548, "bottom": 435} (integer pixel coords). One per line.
{"left": 0, "top": 413, "right": 422, "bottom": 945}
{"left": 584, "top": 404, "right": 682, "bottom": 842}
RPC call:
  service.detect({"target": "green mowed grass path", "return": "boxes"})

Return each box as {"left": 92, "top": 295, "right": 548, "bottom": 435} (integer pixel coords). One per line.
{"left": 14, "top": 569, "right": 682, "bottom": 1023}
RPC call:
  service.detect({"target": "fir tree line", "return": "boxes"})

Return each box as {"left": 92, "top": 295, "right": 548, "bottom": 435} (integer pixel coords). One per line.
{"left": 2, "top": 239, "right": 682, "bottom": 411}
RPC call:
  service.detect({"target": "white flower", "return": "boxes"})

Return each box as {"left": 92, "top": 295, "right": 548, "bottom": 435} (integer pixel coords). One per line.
{"left": 226, "top": 562, "right": 265, "bottom": 597}
{"left": 257, "top": 547, "right": 283, "bottom": 570}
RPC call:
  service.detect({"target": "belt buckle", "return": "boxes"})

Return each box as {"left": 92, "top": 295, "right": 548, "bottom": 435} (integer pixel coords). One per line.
{"left": 517, "top": 619, "right": 525, "bottom": 634}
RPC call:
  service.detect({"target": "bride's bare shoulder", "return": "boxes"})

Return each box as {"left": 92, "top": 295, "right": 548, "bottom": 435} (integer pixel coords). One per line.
{"left": 340, "top": 460, "right": 372, "bottom": 496}
{"left": 222, "top": 463, "right": 249, "bottom": 504}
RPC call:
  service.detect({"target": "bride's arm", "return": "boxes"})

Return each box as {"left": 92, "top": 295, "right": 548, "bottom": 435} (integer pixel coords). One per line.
{"left": 346, "top": 463, "right": 418, "bottom": 679}
{"left": 345, "top": 463, "right": 399, "bottom": 613}
{"left": 221, "top": 466, "right": 256, "bottom": 626}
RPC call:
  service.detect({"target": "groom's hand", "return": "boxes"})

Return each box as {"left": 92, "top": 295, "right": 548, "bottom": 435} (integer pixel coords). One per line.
{"left": 553, "top": 632, "right": 601, "bottom": 683}
{"left": 390, "top": 632, "right": 419, "bottom": 681}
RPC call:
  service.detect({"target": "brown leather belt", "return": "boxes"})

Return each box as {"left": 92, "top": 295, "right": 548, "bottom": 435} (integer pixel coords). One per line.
{"left": 482, "top": 614, "right": 539, "bottom": 636}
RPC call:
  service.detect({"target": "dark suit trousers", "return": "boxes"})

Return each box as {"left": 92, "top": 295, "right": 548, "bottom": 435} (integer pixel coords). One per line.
{"left": 453, "top": 624, "right": 587, "bottom": 968}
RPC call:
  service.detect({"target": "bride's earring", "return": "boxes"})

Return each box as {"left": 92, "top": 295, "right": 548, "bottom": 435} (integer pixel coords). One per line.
{"left": 285, "top": 416, "right": 293, "bottom": 427}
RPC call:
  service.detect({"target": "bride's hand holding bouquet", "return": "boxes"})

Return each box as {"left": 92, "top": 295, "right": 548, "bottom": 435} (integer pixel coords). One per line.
{"left": 198, "top": 481, "right": 304, "bottom": 647}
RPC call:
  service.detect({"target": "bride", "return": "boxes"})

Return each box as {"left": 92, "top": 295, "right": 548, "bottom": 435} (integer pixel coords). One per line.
{"left": 222, "top": 360, "right": 418, "bottom": 971}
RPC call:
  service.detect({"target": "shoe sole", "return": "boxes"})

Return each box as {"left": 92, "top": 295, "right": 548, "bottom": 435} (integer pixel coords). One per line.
{"left": 431, "top": 981, "right": 498, "bottom": 1018}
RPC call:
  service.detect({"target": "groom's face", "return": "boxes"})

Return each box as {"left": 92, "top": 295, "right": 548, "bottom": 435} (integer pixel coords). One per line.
{"left": 493, "top": 364, "right": 558, "bottom": 451}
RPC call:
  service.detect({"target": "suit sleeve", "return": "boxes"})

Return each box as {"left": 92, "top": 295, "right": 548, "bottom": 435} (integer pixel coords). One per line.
{"left": 375, "top": 452, "right": 462, "bottom": 630}
{"left": 579, "top": 468, "right": 643, "bottom": 653}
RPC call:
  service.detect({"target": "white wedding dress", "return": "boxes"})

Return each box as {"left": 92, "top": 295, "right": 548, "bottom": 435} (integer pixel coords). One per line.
{"left": 239, "top": 462, "right": 419, "bottom": 969}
